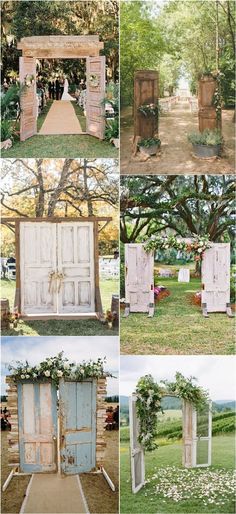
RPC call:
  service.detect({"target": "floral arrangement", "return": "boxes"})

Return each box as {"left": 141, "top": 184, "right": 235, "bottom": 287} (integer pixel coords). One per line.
{"left": 89, "top": 74, "right": 100, "bottom": 87}
{"left": 24, "top": 74, "right": 35, "bottom": 87}
{"left": 8, "top": 352, "right": 112, "bottom": 384}
{"left": 144, "top": 235, "right": 211, "bottom": 261}
{"left": 2, "top": 311, "right": 19, "bottom": 327}
{"left": 138, "top": 103, "right": 159, "bottom": 117}
{"left": 105, "top": 310, "right": 118, "bottom": 328}
{"left": 136, "top": 375, "right": 164, "bottom": 451}
{"left": 135, "top": 372, "right": 210, "bottom": 452}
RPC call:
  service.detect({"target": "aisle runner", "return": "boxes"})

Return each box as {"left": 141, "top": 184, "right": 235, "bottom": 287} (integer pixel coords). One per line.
{"left": 21, "top": 474, "right": 89, "bottom": 514}
{"left": 39, "top": 100, "right": 82, "bottom": 135}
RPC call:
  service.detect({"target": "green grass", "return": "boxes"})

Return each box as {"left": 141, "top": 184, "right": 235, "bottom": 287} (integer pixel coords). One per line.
{"left": 120, "top": 434, "right": 235, "bottom": 513}
{"left": 1, "top": 277, "right": 118, "bottom": 336}
{"left": 72, "top": 102, "right": 87, "bottom": 132}
{"left": 1, "top": 101, "right": 118, "bottom": 158}
{"left": 121, "top": 278, "right": 235, "bottom": 355}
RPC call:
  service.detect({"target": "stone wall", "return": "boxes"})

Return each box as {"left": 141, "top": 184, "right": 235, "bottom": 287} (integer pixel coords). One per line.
{"left": 96, "top": 377, "right": 107, "bottom": 468}
{"left": 5, "top": 377, "right": 20, "bottom": 468}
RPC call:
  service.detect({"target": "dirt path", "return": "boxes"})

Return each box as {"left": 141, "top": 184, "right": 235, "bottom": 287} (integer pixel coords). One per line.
{"left": 121, "top": 101, "right": 235, "bottom": 175}
{"left": 39, "top": 100, "right": 82, "bottom": 135}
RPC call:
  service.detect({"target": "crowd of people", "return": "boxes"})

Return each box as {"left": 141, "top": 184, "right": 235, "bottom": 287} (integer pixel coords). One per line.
{"left": 105, "top": 405, "right": 119, "bottom": 430}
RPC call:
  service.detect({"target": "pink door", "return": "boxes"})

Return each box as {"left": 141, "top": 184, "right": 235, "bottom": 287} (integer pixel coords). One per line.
{"left": 86, "top": 56, "right": 105, "bottom": 139}
{"left": 19, "top": 56, "right": 37, "bottom": 141}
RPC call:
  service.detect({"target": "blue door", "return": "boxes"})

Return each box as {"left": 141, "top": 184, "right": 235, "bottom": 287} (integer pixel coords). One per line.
{"left": 18, "top": 381, "right": 58, "bottom": 472}
{"left": 59, "top": 379, "right": 97, "bottom": 474}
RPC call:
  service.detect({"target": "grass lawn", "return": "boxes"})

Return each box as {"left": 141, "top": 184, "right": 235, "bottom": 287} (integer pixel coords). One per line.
{"left": 1, "top": 101, "right": 118, "bottom": 158}
{"left": 121, "top": 278, "right": 235, "bottom": 355}
{"left": 1, "top": 277, "right": 119, "bottom": 336}
{"left": 120, "top": 434, "right": 235, "bottom": 513}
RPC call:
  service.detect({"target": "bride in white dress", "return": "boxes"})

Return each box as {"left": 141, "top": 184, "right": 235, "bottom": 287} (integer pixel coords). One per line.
{"left": 61, "top": 78, "right": 76, "bottom": 101}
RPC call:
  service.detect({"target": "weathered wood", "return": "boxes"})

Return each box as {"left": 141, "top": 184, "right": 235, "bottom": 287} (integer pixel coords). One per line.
{"left": 201, "top": 243, "right": 231, "bottom": 314}
{"left": 134, "top": 70, "right": 159, "bottom": 140}
{"left": 19, "top": 56, "right": 37, "bottom": 141}
{"left": 182, "top": 400, "right": 195, "bottom": 468}
{"left": 125, "top": 244, "right": 154, "bottom": 315}
{"left": 18, "top": 36, "right": 104, "bottom": 58}
{"left": 198, "top": 76, "right": 221, "bottom": 131}
{"left": 94, "top": 222, "right": 104, "bottom": 320}
{"left": 1, "top": 216, "right": 112, "bottom": 223}
{"left": 86, "top": 56, "right": 106, "bottom": 139}
{"left": 129, "top": 394, "right": 145, "bottom": 494}
{"left": 1, "top": 298, "right": 10, "bottom": 329}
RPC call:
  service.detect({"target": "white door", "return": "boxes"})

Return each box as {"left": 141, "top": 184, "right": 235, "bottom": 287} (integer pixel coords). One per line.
{"left": 129, "top": 394, "right": 145, "bottom": 494}
{"left": 125, "top": 244, "right": 154, "bottom": 312}
{"left": 193, "top": 403, "right": 212, "bottom": 467}
{"left": 202, "top": 243, "right": 230, "bottom": 312}
{"left": 57, "top": 222, "right": 95, "bottom": 313}
{"left": 20, "top": 222, "right": 57, "bottom": 314}
{"left": 86, "top": 56, "right": 105, "bottom": 139}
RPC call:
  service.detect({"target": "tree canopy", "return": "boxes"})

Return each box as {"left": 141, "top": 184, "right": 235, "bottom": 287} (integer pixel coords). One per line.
{"left": 121, "top": 0, "right": 235, "bottom": 105}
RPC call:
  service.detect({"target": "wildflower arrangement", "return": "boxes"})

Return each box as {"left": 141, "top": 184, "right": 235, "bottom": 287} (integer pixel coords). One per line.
{"left": 8, "top": 352, "right": 112, "bottom": 384}
{"left": 144, "top": 234, "right": 211, "bottom": 261}
{"left": 138, "top": 103, "right": 159, "bottom": 117}
{"left": 135, "top": 372, "right": 210, "bottom": 452}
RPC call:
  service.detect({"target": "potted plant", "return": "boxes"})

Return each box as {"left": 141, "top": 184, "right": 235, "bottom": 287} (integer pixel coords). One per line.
{"left": 138, "top": 137, "right": 161, "bottom": 156}
{"left": 188, "top": 129, "right": 223, "bottom": 157}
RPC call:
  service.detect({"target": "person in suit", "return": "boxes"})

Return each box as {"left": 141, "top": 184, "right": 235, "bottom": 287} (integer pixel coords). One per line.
{"left": 55, "top": 78, "right": 60, "bottom": 100}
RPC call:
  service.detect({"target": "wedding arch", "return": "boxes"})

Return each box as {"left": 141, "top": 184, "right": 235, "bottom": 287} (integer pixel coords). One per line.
{"left": 18, "top": 35, "right": 105, "bottom": 141}
{"left": 129, "top": 374, "right": 212, "bottom": 494}
{"left": 124, "top": 238, "right": 232, "bottom": 318}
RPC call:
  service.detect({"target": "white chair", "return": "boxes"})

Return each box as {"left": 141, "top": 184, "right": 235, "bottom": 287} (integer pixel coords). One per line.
{"left": 178, "top": 269, "right": 190, "bottom": 283}
{"left": 6, "top": 263, "right": 16, "bottom": 280}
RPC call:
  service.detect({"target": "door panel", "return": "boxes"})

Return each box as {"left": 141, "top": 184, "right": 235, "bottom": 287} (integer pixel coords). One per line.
{"left": 125, "top": 244, "right": 154, "bottom": 313}
{"left": 57, "top": 222, "right": 95, "bottom": 313}
{"left": 86, "top": 56, "right": 105, "bottom": 139}
{"left": 20, "top": 222, "right": 57, "bottom": 314}
{"left": 19, "top": 56, "right": 37, "bottom": 141}
{"left": 129, "top": 394, "right": 145, "bottom": 493}
{"left": 193, "top": 403, "right": 212, "bottom": 467}
{"left": 60, "top": 379, "right": 96, "bottom": 474}
{"left": 18, "top": 382, "right": 57, "bottom": 472}
{"left": 202, "top": 244, "right": 230, "bottom": 312}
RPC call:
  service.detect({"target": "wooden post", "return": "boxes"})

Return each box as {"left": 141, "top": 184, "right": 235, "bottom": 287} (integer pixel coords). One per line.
{"left": 14, "top": 220, "right": 20, "bottom": 313}
{"left": 133, "top": 70, "right": 159, "bottom": 151}
{"left": 94, "top": 221, "right": 104, "bottom": 321}
{"left": 198, "top": 75, "right": 221, "bottom": 131}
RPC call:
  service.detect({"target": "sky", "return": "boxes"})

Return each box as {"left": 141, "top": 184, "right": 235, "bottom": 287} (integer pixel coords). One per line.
{"left": 1, "top": 336, "right": 119, "bottom": 396}
{"left": 120, "top": 355, "right": 236, "bottom": 401}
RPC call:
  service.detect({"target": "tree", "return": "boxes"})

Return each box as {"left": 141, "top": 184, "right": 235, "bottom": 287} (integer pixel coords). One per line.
{"left": 120, "top": 175, "right": 235, "bottom": 243}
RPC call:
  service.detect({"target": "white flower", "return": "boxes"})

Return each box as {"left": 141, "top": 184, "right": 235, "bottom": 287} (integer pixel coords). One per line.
{"left": 47, "top": 359, "right": 53, "bottom": 366}
{"left": 27, "top": 367, "right": 31, "bottom": 372}
{"left": 44, "top": 370, "right": 50, "bottom": 377}
{"left": 25, "top": 375, "right": 30, "bottom": 379}
{"left": 21, "top": 374, "right": 25, "bottom": 379}
{"left": 80, "top": 369, "right": 85, "bottom": 374}
{"left": 36, "top": 365, "right": 41, "bottom": 371}
{"left": 64, "top": 363, "right": 70, "bottom": 369}
{"left": 33, "top": 373, "right": 37, "bottom": 378}
{"left": 57, "top": 370, "right": 63, "bottom": 377}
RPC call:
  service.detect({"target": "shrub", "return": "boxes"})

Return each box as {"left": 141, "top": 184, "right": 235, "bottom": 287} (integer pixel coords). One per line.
{"left": 105, "top": 117, "right": 119, "bottom": 140}
{"left": 1, "top": 119, "right": 14, "bottom": 141}
{"left": 138, "top": 137, "right": 161, "bottom": 148}
{"left": 188, "top": 129, "right": 223, "bottom": 146}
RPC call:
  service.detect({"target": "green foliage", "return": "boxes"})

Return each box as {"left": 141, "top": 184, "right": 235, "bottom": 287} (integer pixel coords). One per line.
{"left": 230, "top": 276, "right": 236, "bottom": 303}
{"left": 138, "top": 137, "right": 161, "bottom": 148}
{"left": 188, "top": 129, "right": 223, "bottom": 146}
{"left": 138, "top": 103, "right": 160, "bottom": 117}
{"left": 105, "top": 117, "right": 119, "bottom": 140}
{"left": 1, "top": 119, "right": 14, "bottom": 141}
{"left": 136, "top": 374, "right": 164, "bottom": 451}
{"left": 163, "top": 372, "right": 210, "bottom": 410}
{"left": 1, "top": 83, "right": 21, "bottom": 121}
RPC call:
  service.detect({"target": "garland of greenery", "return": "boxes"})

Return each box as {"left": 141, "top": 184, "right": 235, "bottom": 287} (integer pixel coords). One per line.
{"left": 8, "top": 352, "right": 112, "bottom": 385}
{"left": 138, "top": 103, "right": 159, "bottom": 117}
{"left": 144, "top": 234, "right": 211, "bottom": 261}
{"left": 135, "top": 372, "right": 210, "bottom": 452}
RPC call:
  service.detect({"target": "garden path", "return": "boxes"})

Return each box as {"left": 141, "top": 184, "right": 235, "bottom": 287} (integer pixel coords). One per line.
{"left": 120, "top": 101, "right": 235, "bottom": 174}
{"left": 39, "top": 100, "right": 82, "bottom": 135}
{"left": 21, "top": 474, "right": 88, "bottom": 513}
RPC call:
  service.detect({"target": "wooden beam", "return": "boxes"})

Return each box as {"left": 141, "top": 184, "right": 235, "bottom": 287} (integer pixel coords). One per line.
{"left": 94, "top": 221, "right": 104, "bottom": 321}
{"left": 1, "top": 216, "right": 112, "bottom": 224}
{"left": 17, "top": 35, "right": 104, "bottom": 58}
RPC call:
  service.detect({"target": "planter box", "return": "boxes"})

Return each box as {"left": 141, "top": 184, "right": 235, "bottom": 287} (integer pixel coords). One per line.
{"left": 139, "top": 143, "right": 160, "bottom": 156}
{"left": 192, "top": 143, "right": 221, "bottom": 158}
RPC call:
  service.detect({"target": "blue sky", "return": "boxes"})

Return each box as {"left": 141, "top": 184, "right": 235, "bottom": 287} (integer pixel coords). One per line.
{"left": 1, "top": 336, "right": 119, "bottom": 396}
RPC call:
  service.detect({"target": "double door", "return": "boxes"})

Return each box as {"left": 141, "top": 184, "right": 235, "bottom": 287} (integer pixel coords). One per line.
{"left": 18, "top": 379, "right": 97, "bottom": 474}
{"left": 20, "top": 221, "right": 95, "bottom": 316}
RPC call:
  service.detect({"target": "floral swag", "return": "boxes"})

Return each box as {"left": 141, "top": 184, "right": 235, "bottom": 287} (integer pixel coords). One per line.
{"left": 136, "top": 372, "right": 209, "bottom": 452}
{"left": 8, "top": 352, "right": 112, "bottom": 384}
{"left": 144, "top": 234, "right": 211, "bottom": 261}
{"left": 138, "top": 103, "right": 159, "bottom": 117}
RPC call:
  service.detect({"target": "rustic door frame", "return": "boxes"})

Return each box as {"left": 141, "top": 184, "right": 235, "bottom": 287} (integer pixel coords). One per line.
{"left": 1, "top": 216, "right": 111, "bottom": 321}
{"left": 17, "top": 36, "right": 106, "bottom": 141}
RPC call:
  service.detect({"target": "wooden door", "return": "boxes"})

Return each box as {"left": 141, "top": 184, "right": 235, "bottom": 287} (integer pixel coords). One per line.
{"left": 202, "top": 243, "right": 230, "bottom": 312}
{"left": 20, "top": 222, "right": 57, "bottom": 315}
{"left": 57, "top": 222, "right": 95, "bottom": 314}
{"left": 134, "top": 70, "right": 159, "bottom": 139}
{"left": 182, "top": 400, "right": 195, "bottom": 468}
{"left": 59, "top": 379, "right": 97, "bottom": 474}
{"left": 19, "top": 56, "right": 37, "bottom": 141}
{"left": 129, "top": 394, "right": 145, "bottom": 494}
{"left": 18, "top": 381, "right": 57, "bottom": 472}
{"left": 125, "top": 244, "right": 154, "bottom": 312}
{"left": 86, "top": 56, "right": 105, "bottom": 139}
{"left": 193, "top": 403, "right": 212, "bottom": 467}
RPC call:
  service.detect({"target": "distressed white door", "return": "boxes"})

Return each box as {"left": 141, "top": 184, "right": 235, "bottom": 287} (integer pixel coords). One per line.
{"left": 86, "top": 56, "right": 105, "bottom": 139}
{"left": 57, "top": 222, "right": 95, "bottom": 313}
{"left": 18, "top": 381, "right": 57, "bottom": 472}
{"left": 20, "top": 222, "right": 57, "bottom": 315}
{"left": 125, "top": 244, "right": 154, "bottom": 312}
{"left": 129, "top": 394, "right": 145, "bottom": 494}
{"left": 19, "top": 56, "right": 37, "bottom": 141}
{"left": 202, "top": 243, "right": 230, "bottom": 312}
{"left": 193, "top": 403, "right": 212, "bottom": 467}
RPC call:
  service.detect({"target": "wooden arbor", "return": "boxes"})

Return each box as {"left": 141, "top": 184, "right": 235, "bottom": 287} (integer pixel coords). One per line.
{"left": 124, "top": 243, "right": 154, "bottom": 317}
{"left": 201, "top": 243, "right": 232, "bottom": 317}
{"left": 6, "top": 375, "right": 107, "bottom": 474}
{"left": 198, "top": 75, "right": 221, "bottom": 132}
{"left": 129, "top": 393, "right": 212, "bottom": 494}
{"left": 1, "top": 217, "right": 112, "bottom": 321}
{"left": 17, "top": 36, "right": 106, "bottom": 141}
{"left": 133, "top": 70, "right": 159, "bottom": 151}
